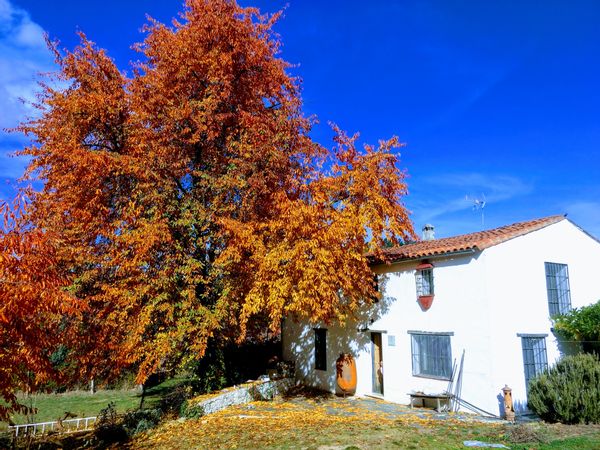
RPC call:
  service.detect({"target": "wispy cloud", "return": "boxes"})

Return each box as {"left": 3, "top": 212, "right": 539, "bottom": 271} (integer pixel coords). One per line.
{"left": 409, "top": 173, "right": 533, "bottom": 224}
{"left": 0, "top": 0, "right": 56, "bottom": 132}
{"left": 0, "top": 0, "right": 56, "bottom": 199}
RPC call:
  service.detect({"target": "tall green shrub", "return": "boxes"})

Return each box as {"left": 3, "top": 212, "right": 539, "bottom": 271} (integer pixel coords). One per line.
{"left": 528, "top": 353, "right": 600, "bottom": 424}
{"left": 554, "top": 300, "right": 600, "bottom": 355}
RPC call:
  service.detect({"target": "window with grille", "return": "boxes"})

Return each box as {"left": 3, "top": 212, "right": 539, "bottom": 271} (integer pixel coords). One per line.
{"left": 410, "top": 332, "right": 452, "bottom": 379}
{"left": 314, "top": 328, "right": 327, "bottom": 371}
{"left": 416, "top": 268, "right": 434, "bottom": 297}
{"left": 544, "top": 262, "right": 571, "bottom": 316}
{"left": 520, "top": 335, "right": 548, "bottom": 389}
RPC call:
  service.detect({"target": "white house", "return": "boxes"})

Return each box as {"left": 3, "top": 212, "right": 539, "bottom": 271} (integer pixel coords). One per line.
{"left": 282, "top": 215, "right": 600, "bottom": 416}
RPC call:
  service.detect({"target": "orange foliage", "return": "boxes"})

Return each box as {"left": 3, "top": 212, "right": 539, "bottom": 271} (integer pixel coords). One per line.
{"left": 0, "top": 198, "right": 79, "bottom": 420}
{"left": 5, "top": 0, "right": 415, "bottom": 396}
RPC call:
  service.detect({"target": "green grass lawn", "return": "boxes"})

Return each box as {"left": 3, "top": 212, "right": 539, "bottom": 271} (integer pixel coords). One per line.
{"left": 5, "top": 389, "right": 140, "bottom": 428}
{"left": 527, "top": 436, "right": 600, "bottom": 449}
{"left": 1, "top": 376, "right": 190, "bottom": 431}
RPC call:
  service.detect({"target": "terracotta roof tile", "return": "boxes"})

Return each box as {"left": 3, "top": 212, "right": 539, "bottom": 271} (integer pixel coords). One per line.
{"left": 378, "top": 215, "right": 566, "bottom": 262}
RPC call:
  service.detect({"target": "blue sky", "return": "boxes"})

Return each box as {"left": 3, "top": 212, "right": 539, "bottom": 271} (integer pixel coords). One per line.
{"left": 2, "top": 0, "right": 599, "bottom": 238}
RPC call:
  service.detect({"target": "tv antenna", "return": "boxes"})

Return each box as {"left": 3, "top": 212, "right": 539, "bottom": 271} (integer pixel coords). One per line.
{"left": 466, "top": 194, "right": 486, "bottom": 229}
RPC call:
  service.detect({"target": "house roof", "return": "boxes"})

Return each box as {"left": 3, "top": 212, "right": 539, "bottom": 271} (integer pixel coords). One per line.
{"left": 377, "top": 215, "right": 566, "bottom": 263}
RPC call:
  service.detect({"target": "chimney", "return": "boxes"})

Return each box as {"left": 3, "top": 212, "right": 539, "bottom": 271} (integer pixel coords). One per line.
{"left": 422, "top": 224, "right": 435, "bottom": 241}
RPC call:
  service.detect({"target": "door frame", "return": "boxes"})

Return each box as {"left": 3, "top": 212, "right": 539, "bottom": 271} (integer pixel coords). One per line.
{"left": 371, "top": 332, "right": 384, "bottom": 395}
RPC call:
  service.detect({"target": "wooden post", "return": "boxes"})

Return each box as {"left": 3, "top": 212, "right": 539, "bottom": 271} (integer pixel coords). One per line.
{"left": 502, "top": 385, "right": 515, "bottom": 421}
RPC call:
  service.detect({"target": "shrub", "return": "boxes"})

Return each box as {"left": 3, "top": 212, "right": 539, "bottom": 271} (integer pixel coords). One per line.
{"left": 554, "top": 300, "right": 600, "bottom": 355}
{"left": 528, "top": 353, "right": 600, "bottom": 424}
{"left": 94, "top": 402, "right": 128, "bottom": 446}
{"left": 95, "top": 403, "right": 164, "bottom": 444}
{"left": 159, "top": 384, "right": 193, "bottom": 414}
{"left": 122, "top": 408, "right": 163, "bottom": 435}
{"left": 188, "top": 344, "right": 229, "bottom": 394}
{"left": 180, "top": 401, "right": 205, "bottom": 419}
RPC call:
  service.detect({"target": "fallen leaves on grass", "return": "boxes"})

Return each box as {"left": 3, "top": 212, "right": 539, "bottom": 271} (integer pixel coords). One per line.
{"left": 129, "top": 396, "right": 503, "bottom": 450}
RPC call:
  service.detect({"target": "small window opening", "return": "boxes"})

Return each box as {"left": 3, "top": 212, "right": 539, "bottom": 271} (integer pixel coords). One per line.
{"left": 314, "top": 328, "right": 327, "bottom": 371}
{"left": 415, "top": 262, "right": 434, "bottom": 297}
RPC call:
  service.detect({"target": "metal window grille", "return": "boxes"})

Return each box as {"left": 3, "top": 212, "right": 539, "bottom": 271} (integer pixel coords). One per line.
{"left": 521, "top": 336, "right": 548, "bottom": 389}
{"left": 544, "top": 262, "right": 571, "bottom": 316}
{"left": 314, "top": 328, "right": 327, "bottom": 371}
{"left": 410, "top": 333, "right": 451, "bottom": 379}
{"left": 416, "top": 269, "right": 434, "bottom": 297}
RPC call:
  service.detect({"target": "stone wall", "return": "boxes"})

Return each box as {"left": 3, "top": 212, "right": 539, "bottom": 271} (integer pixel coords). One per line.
{"left": 184, "top": 377, "right": 295, "bottom": 417}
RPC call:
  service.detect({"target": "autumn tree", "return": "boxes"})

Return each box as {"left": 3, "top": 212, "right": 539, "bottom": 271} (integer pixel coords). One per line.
{"left": 8, "top": 0, "right": 415, "bottom": 393}
{"left": 0, "top": 198, "right": 78, "bottom": 420}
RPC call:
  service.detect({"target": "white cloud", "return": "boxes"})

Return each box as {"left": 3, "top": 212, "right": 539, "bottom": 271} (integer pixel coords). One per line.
{"left": 408, "top": 173, "right": 533, "bottom": 224}
{"left": 0, "top": 0, "right": 56, "bottom": 132}
{"left": 0, "top": 0, "right": 56, "bottom": 199}
{"left": 14, "top": 19, "right": 46, "bottom": 48}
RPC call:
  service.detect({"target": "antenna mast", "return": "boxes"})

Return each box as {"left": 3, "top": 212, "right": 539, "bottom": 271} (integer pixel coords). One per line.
{"left": 466, "top": 194, "right": 486, "bottom": 229}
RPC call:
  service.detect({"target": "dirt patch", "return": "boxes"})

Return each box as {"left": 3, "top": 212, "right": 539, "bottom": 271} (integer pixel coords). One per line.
{"left": 504, "top": 423, "right": 548, "bottom": 444}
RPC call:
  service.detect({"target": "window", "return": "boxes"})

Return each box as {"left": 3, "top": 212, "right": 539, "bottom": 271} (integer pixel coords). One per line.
{"left": 314, "top": 328, "right": 327, "bottom": 371}
{"left": 388, "top": 335, "right": 396, "bottom": 347}
{"left": 520, "top": 335, "right": 548, "bottom": 389}
{"left": 409, "top": 332, "right": 452, "bottom": 379}
{"left": 544, "top": 262, "right": 571, "bottom": 316}
{"left": 415, "top": 263, "right": 434, "bottom": 297}
{"left": 372, "top": 274, "right": 380, "bottom": 302}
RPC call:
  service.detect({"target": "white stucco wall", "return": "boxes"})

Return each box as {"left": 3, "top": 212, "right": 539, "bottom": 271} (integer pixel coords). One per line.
{"left": 283, "top": 251, "right": 497, "bottom": 412}
{"left": 484, "top": 219, "right": 600, "bottom": 412}
{"left": 282, "top": 219, "right": 600, "bottom": 416}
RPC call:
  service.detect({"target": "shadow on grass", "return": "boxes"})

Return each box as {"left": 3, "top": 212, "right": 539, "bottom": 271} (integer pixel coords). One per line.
{"left": 281, "top": 385, "right": 334, "bottom": 402}
{"left": 138, "top": 376, "right": 195, "bottom": 415}
{"left": 142, "top": 377, "right": 190, "bottom": 401}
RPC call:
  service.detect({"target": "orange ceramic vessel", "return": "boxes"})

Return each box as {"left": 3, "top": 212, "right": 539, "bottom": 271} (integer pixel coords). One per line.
{"left": 336, "top": 353, "right": 357, "bottom": 395}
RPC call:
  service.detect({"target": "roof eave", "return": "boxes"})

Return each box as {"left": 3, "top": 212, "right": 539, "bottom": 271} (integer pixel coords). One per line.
{"left": 369, "top": 247, "right": 479, "bottom": 268}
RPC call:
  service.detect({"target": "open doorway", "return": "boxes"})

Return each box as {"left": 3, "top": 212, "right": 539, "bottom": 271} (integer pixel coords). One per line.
{"left": 371, "top": 332, "right": 383, "bottom": 395}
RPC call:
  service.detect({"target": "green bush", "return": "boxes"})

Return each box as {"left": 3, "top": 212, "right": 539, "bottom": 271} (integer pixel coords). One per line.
{"left": 122, "top": 408, "right": 163, "bottom": 435}
{"left": 180, "top": 400, "right": 205, "bottom": 419}
{"left": 528, "top": 353, "right": 600, "bottom": 424}
{"left": 94, "top": 402, "right": 128, "bottom": 446}
{"left": 554, "top": 300, "right": 600, "bottom": 355}
{"left": 158, "top": 384, "right": 193, "bottom": 414}
{"left": 94, "top": 403, "right": 164, "bottom": 445}
{"left": 188, "top": 344, "right": 229, "bottom": 394}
